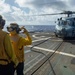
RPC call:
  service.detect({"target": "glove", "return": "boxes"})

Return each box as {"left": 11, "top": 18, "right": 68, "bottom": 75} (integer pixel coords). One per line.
{"left": 20, "top": 26, "right": 28, "bottom": 33}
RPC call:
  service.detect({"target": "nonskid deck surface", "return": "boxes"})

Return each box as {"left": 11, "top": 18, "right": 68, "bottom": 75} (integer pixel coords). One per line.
{"left": 15, "top": 32, "right": 75, "bottom": 75}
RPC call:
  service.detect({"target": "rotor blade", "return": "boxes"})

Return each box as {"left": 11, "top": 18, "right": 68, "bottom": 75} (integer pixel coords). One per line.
{"left": 30, "top": 13, "right": 63, "bottom": 16}
{"left": 72, "top": 12, "right": 75, "bottom": 14}
{"left": 26, "top": 11, "right": 75, "bottom": 17}
{"left": 62, "top": 11, "right": 75, "bottom": 14}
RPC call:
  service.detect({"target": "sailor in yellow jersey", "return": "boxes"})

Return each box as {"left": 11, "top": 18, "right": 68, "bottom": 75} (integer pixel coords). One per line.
{"left": 0, "top": 15, "right": 19, "bottom": 75}
{"left": 7, "top": 23, "right": 32, "bottom": 75}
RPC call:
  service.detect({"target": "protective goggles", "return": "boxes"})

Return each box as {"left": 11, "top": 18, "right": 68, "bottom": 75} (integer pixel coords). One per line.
{"left": 7, "top": 26, "right": 16, "bottom": 32}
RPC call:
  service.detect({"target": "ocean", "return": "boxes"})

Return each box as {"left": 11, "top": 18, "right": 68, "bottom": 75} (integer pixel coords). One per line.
{"left": 3, "top": 25, "right": 55, "bottom": 32}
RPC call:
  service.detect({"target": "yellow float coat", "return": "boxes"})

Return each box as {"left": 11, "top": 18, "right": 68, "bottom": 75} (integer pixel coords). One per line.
{"left": 9, "top": 32, "right": 32, "bottom": 62}
{"left": 0, "top": 29, "right": 18, "bottom": 65}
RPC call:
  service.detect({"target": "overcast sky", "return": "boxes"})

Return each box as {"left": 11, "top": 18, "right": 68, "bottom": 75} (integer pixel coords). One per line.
{"left": 0, "top": 0, "right": 75, "bottom": 25}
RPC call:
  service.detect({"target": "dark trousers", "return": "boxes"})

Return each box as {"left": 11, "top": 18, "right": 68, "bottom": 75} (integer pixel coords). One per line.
{"left": 15, "top": 62, "right": 24, "bottom": 75}
{"left": 0, "top": 62, "right": 14, "bottom": 75}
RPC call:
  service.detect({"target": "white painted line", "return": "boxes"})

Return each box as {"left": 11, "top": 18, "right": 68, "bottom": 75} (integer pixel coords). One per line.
{"left": 24, "top": 54, "right": 45, "bottom": 74}
{"left": 51, "top": 39, "right": 63, "bottom": 41}
{"left": 32, "top": 37, "right": 51, "bottom": 42}
{"left": 24, "top": 54, "right": 41, "bottom": 66}
{"left": 32, "top": 33, "right": 50, "bottom": 39}
{"left": 40, "top": 36, "right": 46, "bottom": 38}
{"left": 29, "top": 46, "right": 75, "bottom": 58}
{"left": 25, "top": 50, "right": 31, "bottom": 53}
{"left": 32, "top": 34, "right": 41, "bottom": 39}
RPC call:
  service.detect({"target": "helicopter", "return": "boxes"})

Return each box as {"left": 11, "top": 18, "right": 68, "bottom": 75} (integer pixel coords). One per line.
{"left": 31, "top": 11, "right": 75, "bottom": 39}
{"left": 54, "top": 11, "right": 75, "bottom": 39}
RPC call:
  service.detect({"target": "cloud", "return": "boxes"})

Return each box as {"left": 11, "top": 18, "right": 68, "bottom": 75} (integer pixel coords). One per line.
{"left": 0, "top": 0, "right": 11, "bottom": 14}
{"left": 14, "top": 0, "right": 68, "bottom": 25}
{"left": 1, "top": 0, "right": 75, "bottom": 25}
{"left": 69, "top": 0, "right": 75, "bottom": 6}
{"left": 11, "top": 6, "right": 31, "bottom": 21}
{"left": 3, "top": 14, "right": 15, "bottom": 21}
{"left": 15, "top": 0, "right": 68, "bottom": 11}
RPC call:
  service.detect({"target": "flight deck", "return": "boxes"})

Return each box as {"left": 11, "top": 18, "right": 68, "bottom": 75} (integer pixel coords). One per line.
{"left": 15, "top": 32, "right": 75, "bottom": 75}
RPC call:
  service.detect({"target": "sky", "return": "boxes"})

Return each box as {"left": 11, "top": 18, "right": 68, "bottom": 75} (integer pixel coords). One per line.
{"left": 0, "top": 0, "right": 75, "bottom": 25}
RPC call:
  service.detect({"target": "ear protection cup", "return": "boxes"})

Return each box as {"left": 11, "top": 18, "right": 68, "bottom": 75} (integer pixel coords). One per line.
{"left": 16, "top": 28, "right": 21, "bottom": 33}
{"left": 1, "top": 19, "right": 5, "bottom": 26}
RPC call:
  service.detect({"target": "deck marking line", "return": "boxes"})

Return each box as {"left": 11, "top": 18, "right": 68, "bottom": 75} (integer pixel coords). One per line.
{"left": 32, "top": 37, "right": 50, "bottom": 42}
{"left": 29, "top": 46, "right": 75, "bottom": 58}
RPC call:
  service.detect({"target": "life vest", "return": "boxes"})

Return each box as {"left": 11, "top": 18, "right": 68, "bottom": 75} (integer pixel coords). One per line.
{"left": 9, "top": 35, "right": 24, "bottom": 62}
{"left": 0, "top": 30, "right": 11, "bottom": 65}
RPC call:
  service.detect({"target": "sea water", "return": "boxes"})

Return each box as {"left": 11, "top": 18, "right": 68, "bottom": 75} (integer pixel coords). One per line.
{"left": 3, "top": 25, "right": 55, "bottom": 32}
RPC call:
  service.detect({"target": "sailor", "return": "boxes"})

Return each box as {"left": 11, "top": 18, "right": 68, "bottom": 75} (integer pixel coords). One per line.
{"left": 7, "top": 23, "right": 32, "bottom": 75}
{"left": 0, "top": 15, "right": 18, "bottom": 75}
